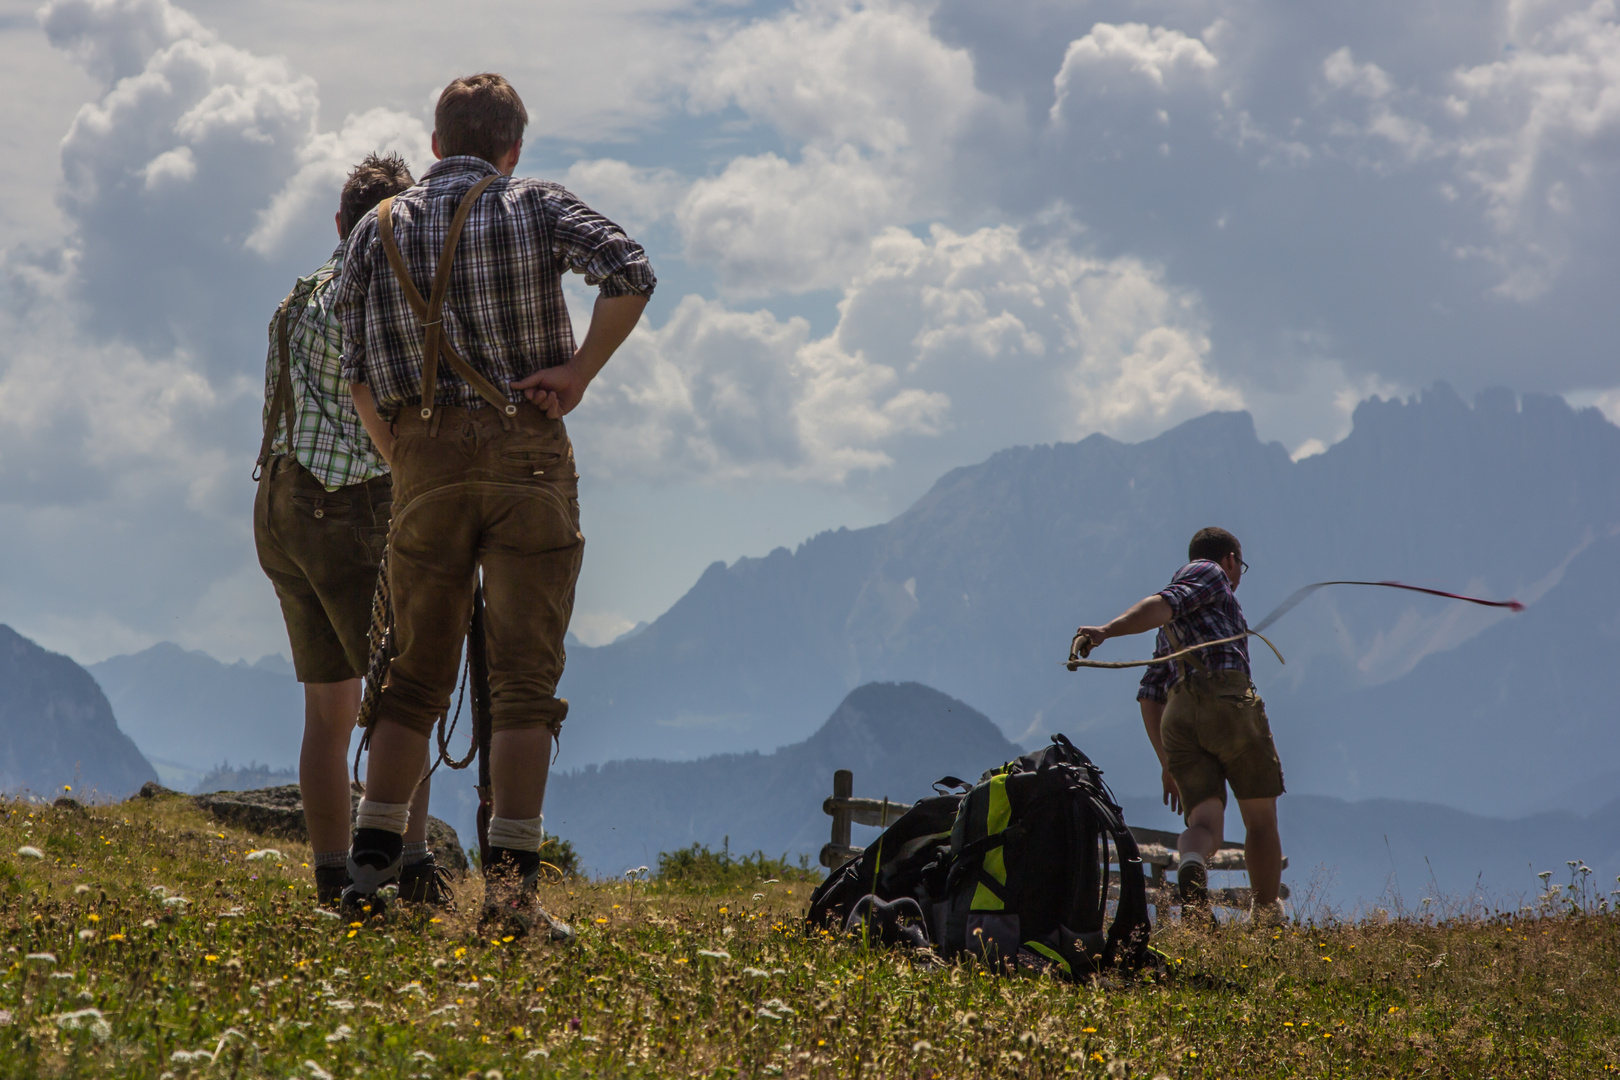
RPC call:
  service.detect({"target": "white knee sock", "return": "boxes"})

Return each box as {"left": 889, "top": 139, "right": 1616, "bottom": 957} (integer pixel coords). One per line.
{"left": 355, "top": 798, "right": 410, "bottom": 835}
{"left": 1178, "top": 850, "right": 1207, "bottom": 872}
{"left": 487, "top": 815, "right": 544, "bottom": 853}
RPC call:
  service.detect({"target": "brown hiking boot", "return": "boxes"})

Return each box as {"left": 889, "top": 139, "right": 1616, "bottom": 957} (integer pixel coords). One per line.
{"left": 478, "top": 851, "right": 573, "bottom": 944}
{"left": 1177, "top": 861, "right": 1215, "bottom": 925}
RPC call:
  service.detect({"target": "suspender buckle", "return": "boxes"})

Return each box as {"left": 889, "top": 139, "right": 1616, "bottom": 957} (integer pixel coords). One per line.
{"left": 420, "top": 407, "right": 432, "bottom": 420}
{"left": 504, "top": 404, "right": 517, "bottom": 416}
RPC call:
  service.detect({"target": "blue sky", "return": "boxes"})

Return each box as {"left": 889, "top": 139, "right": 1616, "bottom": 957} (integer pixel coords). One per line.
{"left": 1, "top": 0, "right": 1617, "bottom": 662}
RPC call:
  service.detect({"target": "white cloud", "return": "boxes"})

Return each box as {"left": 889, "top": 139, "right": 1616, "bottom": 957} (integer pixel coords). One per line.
{"left": 559, "top": 159, "right": 685, "bottom": 236}
{"left": 572, "top": 219, "right": 1238, "bottom": 483}
{"left": 248, "top": 108, "right": 430, "bottom": 258}
{"left": 1051, "top": 22, "right": 1219, "bottom": 122}
{"left": 677, "top": 0, "right": 1007, "bottom": 293}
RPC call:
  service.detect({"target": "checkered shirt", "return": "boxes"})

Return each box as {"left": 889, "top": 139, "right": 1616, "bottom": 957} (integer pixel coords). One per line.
{"left": 335, "top": 156, "right": 657, "bottom": 418}
{"left": 261, "top": 245, "right": 388, "bottom": 491}
{"left": 1136, "top": 560, "right": 1251, "bottom": 702}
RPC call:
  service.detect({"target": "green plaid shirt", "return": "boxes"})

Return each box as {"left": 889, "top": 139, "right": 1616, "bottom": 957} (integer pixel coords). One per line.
{"left": 262, "top": 245, "right": 388, "bottom": 490}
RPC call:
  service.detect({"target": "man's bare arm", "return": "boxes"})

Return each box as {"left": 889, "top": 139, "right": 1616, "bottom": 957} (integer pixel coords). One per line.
{"left": 1072, "top": 593, "right": 1173, "bottom": 653}
{"left": 350, "top": 382, "right": 393, "bottom": 466}
{"left": 510, "top": 293, "right": 648, "bottom": 416}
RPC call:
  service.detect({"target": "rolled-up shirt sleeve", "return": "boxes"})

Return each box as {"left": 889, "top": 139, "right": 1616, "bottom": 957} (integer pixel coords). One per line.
{"left": 547, "top": 187, "right": 657, "bottom": 298}
{"left": 1157, "top": 561, "right": 1228, "bottom": 619}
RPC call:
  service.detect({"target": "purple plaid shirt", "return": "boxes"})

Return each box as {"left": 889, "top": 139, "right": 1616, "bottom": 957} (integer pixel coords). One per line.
{"left": 335, "top": 156, "right": 656, "bottom": 419}
{"left": 1137, "top": 560, "right": 1250, "bottom": 702}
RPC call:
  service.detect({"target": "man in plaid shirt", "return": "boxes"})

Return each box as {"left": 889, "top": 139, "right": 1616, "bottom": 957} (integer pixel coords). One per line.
{"left": 253, "top": 153, "right": 441, "bottom": 907}
{"left": 1073, "top": 527, "right": 1286, "bottom": 926}
{"left": 335, "top": 73, "right": 655, "bottom": 938}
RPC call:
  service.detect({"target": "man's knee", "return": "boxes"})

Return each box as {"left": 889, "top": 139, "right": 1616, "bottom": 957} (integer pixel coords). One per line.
{"left": 1237, "top": 797, "right": 1279, "bottom": 839}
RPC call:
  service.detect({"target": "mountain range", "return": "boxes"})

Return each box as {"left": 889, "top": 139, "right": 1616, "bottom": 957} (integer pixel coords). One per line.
{"left": 551, "top": 384, "right": 1620, "bottom": 819}
{"left": 0, "top": 625, "right": 154, "bottom": 798}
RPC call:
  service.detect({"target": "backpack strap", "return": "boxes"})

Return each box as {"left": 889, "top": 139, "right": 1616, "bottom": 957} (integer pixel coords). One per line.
{"left": 253, "top": 295, "right": 300, "bottom": 480}
{"left": 376, "top": 174, "right": 518, "bottom": 422}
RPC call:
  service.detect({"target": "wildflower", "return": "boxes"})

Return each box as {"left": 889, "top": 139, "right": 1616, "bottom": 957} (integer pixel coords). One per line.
{"left": 305, "top": 1061, "right": 335, "bottom": 1080}
{"left": 86, "top": 913, "right": 99, "bottom": 922}
{"left": 697, "top": 949, "right": 731, "bottom": 960}
{"left": 718, "top": 906, "right": 729, "bottom": 914}
{"left": 205, "top": 955, "right": 218, "bottom": 963}
{"left": 325, "top": 1024, "right": 353, "bottom": 1043}
{"left": 673, "top": 958, "right": 688, "bottom": 964}
{"left": 1283, "top": 1022, "right": 1294, "bottom": 1027}
{"left": 1388, "top": 1006, "right": 1400, "bottom": 1013}
{"left": 107, "top": 934, "right": 124, "bottom": 942}
{"left": 53, "top": 1008, "right": 112, "bottom": 1041}
{"left": 594, "top": 918, "right": 609, "bottom": 925}
{"left": 1091, "top": 1052, "right": 1105, "bottom": 1063}
{"left": 16, "top": 846, "right": 43, "bottom": 859}
{"left": 454, "top": 947, "right": 466, "bottom": 959}
{"left": 26, "top": 953, "right": 57, "bottom": 964}
{"left": 75, "top": 884, "right": 91, "bottom": 895}
{"left": 1082, "top": 1027, "right": 1097, "bottom": 1034}
{"left": 429, "top": 918, "right": 442, "bottom": 924}
{"left": 246, "top": 849, "right": 284, "bottom": 862}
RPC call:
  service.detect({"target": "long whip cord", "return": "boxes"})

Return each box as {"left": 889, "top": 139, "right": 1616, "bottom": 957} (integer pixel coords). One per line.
{"left": 1065, "top": 578, "right": 1523, "bottom": 670}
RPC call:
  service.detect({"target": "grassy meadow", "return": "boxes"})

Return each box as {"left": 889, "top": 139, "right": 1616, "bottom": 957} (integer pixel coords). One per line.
{"left": 0, "top": 791, "right": 1616, "bottom": 1078}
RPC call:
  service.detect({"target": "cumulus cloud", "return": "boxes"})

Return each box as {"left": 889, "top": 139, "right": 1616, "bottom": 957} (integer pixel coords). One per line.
{"left": 1050, "top": 21, "right": 1219, "bottom": 122}
{"left": 572, "top": 220, "right": 1238, "bottom": 483}
{"left": 677, "top": 0, "right": 1010, "bottom": 293}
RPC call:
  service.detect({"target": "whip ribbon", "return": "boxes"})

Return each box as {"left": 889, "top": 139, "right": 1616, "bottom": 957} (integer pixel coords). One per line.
{"left": 1065, "top": 579, "right": 1523, "bottom": 671}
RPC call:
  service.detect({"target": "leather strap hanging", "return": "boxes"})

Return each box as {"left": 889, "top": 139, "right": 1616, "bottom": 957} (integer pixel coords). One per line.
{"left": 376, "top": 174, "right": 517, "bottom": 420}
{"left": 252, "top": 296, "right": 301, "bottom": 480}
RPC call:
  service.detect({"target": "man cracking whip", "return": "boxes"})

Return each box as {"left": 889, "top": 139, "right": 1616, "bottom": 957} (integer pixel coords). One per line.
{"left": 1071, "top": 527, "right": 1287, "bottom": 927}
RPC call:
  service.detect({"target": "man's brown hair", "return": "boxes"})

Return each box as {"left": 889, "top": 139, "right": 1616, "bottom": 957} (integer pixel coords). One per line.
{"left": 338, "top": 152, "right": 415, "bottom": 238}
{"left": 435, "top": 73, "right": 528, "bottom": 165}
{"left": 1188, "top": 527, "right": 1241, "bottom": 564}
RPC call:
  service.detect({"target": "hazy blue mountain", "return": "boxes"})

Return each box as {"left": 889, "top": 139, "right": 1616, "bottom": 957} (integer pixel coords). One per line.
{"left": 0, "top": 625, "right": 155, "bottom": 799}
{"left": 544, "top": 682, "right": 1023, "bottom": 877}
{"left": 89, "top": 644, "right": 306, "bottom": 781}
{"left": 555, "top": 385, "right": 1620, "bottom": 820}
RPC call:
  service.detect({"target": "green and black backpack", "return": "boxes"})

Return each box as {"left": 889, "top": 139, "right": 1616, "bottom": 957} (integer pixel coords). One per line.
{"left": 935, "top": 734, "right": 1153, "bottom": 976}
{"left": 805, "top": 734, "right": 1154, "bottom": 979}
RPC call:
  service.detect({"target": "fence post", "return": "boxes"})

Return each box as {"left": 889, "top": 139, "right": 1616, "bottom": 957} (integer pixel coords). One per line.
{"left": 832, "top": 770, "right": 853, "bottom": 852}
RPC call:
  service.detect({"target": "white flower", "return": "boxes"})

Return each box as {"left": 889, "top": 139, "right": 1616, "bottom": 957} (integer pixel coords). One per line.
{"left": 162, "top": 896, "right": 189, "bottom": 908}
{"left": 73, "top": 884, "right": 91, "bottom": 895}
{"left": 304, "top": 1061, "right": 335, "bottom": 1080}
{"left": 16, "top": 846, "right": 43, "bottom": 859}
{"left": 697, "top": 949, "right": 731, "bottom": 960}
{"left": 54, "top": 1008, "right": 111, "bottom": 1040}
{"left": 26, "top": 952, "right": 56, "bottom": 964}
{"left": 245, "top": 849, "right": 284, "bottom": 862}
{"left": 324, "top": 1024, "right": 353, "bottom": 1043}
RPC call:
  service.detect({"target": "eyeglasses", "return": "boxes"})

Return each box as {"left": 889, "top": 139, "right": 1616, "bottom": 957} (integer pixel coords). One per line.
{"left": 1241, "top": 559, "right": 1250, "bottom": 574}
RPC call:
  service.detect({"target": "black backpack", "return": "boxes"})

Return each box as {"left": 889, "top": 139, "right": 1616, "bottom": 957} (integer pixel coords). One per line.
{"left": 807, "top": 793, "right": 962, "bottom": 935}
{"left": 936, "top": 735, "right": 1153, "bottom": 976}
{"left": 805, "top": 735, "right": 1154, "bottom": 978}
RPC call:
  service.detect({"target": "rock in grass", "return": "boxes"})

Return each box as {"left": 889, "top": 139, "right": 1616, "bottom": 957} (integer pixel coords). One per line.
{"left": 189, "top": 784, "right": 466, "bottom": 874}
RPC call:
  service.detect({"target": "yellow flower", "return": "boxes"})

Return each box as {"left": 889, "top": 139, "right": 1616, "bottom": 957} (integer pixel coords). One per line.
{"left": 503, "top": 936, "right": 515, "bottom": 943}
{"left": 718, "top": 906, "right": 728, "bottom": 914}
{"left": 347, "top": 930, "right": 357, "bottom": 939}
{"left": 349, "top": 922, "right": 363, "bottom": 929}
{"left": 107, "top": 934, "right": 124, "bottom": 942}
{"left": 454, "top": 947, "right": 466, "bottom": 959}
{"left": 594, "top": 918, "right": 609, "bottom": 925}
{"left": 674, "top": 958, "right": 688, "bottom": 964}
{"left": 87, "top": 914, "right": 99, "bottom": 923}
{"left": 1388, "top": 1006, "right": 1400, "bottom": 1013}
{"left": 204, "top": 955, "right": 218, "bottom": 962}
{"left": 612, "top": 904, "right": 620, "bottom": 909}
{"left": 1322, "top": 1033, "right": 1333, "bottom": 1039}
{"left": 1081, "top": 1027, "right": 1097, "bottom": 1034}
{"left": 1283, "top": 1022, "right": 1294, "bottom": 1028}
{"left": 1091, "top": 1052, "right": 1104, "bottom": 1063}
{"left": 817, "top": 1040, "right": 826, "bottom": 1048}
{"left": 429, "top": 918, "right": 442, "bottom": 924}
